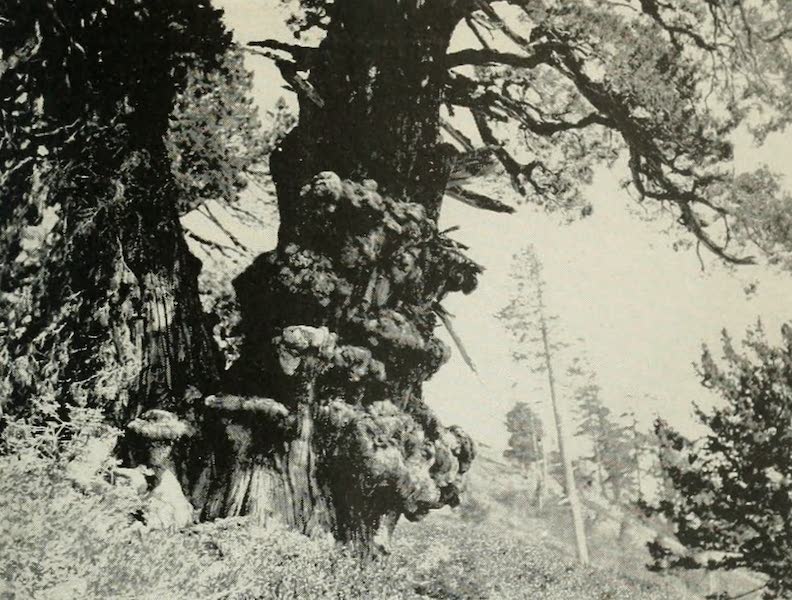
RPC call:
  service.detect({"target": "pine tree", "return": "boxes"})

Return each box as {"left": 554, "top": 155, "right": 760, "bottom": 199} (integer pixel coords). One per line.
{"left": 503, "top": 400, "right": 547, "bottom": 506}
{"left": 622, "top": 409, "right": 654, "bottom": 503}
{"left": 498, "top": 246, "right": 590, "bottom": 564}
{"left": 569, "top": 362, "right": 649, "bottom": 504}
{"left": 504, "top": 401, "right": 544, "bottom": 467}
{"left": 644, "top": 323, "right": 792, "bottom": 599}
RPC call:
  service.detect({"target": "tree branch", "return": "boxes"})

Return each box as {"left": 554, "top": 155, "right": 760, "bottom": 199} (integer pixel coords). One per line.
{"left": 441, "top": 118, "right": 475, "bottom": 152}
{"left": 435, "top": 304, "right": 478, "bottom": 373}
{"left": 471, "top": 109, "right": 552, "bottom": 200}
{"left": 678, "top": 202, "right": 754, "bottom": 265}
{"left": 197, "top": 204, "right": 249, "bottom": 253}
{"left": 637, "top": 0, "right": 718, "bottom": 51}
{"left": 247, "top": 39, "right": 318, "bottom": 68}
{"left": 446, "top": 48, "right": 548, "bottom": 69}
{"left": 471, "top": 0, "right": 531, "bottom": 47}
{"left": 445, "top": 185, "right": 515, "bottom": 214}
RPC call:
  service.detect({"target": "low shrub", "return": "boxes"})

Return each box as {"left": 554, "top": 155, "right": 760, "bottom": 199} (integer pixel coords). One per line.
{"left": 0, "top": 411, "right": 687, "bottom": 600}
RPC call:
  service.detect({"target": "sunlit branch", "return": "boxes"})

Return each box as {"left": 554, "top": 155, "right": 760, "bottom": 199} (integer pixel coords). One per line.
{"left": 445, "top": 185, "right": 515, "bottom": 214}
{"left": 441, "top": 118, "right": 475, "bottom": 151}
{"left": 464, "top": 15, "right": 494, "bottom": 49}
{"left": 471, "top": 0, "right": 531, "bottom": 47}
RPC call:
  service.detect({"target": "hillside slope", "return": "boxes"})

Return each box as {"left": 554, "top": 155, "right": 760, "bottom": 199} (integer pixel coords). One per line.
{"left": 1, "top": 435, "right": 689, "bottom": 600}
{"left": 456, "top": 443, "right": 765, "bottom": 600}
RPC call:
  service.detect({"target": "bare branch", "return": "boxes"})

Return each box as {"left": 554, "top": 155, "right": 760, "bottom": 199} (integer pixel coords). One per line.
{"left": 441, "top": 118, "right": 475, "bottom": 151}
{"left": 472, "top": 0, "right": 531, "bottom": 47}
{"left": 472, "top": 110, "right": 543, "bottom": 197}
{"left": 184, "top": 230, "right": 244, "bottom": 261}
{"left": 435, "top": 304, "right": 478, "bottom": 373}
{"left": 678, "top": 202, "right": 754, "bottom": 265}
{"left": 445, "top": 185, "right": 516, "bottom": 213}
{"left": 247, "top": 39, "right": 318, "bottom": 67}
{"left": 449, "top": 146, "right": 500, "bottom": 182}
{"left": 197, "top": 204, "right": 249, "bottom": 253}
{"left": 446, "top": 48, "right": 548, "bottom": 69}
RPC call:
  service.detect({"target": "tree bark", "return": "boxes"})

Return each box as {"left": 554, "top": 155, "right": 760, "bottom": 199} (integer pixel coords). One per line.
{"left": 196, "top": 1, "right": 479, "bottom": 554}
{"left": 4, "top": 143, "right": 221, "bottom": 418}
{"left": 0, "top": 141, "right": 224, "bottom": 529}
{"left": 530, "top": 413, "right": 546, "bottom": 509}
{"left": 78, "top": 150, "right": 221, "bottom": 422}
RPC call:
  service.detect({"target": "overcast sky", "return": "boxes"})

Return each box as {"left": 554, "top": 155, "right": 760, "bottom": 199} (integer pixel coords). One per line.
{"left": 208, "top": 1, "right": 792, "bottom": 455}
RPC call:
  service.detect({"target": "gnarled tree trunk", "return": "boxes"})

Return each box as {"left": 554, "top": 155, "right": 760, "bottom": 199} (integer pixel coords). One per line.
{"left": 194, "top": 1, "right": 479, "bottom": 554}
{"left": 73, "top": 148, "right": 221, "bottom": 422}
{"left": 2, "top": 0, "right": 481, "bottom": 554}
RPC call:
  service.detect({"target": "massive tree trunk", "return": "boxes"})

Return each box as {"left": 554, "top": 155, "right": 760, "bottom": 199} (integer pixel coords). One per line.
{"left": 2, "top": 0, "right": 480, "bottom": 555}
{"left": 196, "top": 1, "right": 479, "bottom": 553}
{"left": 68, "top": 146, "right": 222, "bottom": 421}
{"left": 3, "top": 150, "right": 219, "bottom": 408}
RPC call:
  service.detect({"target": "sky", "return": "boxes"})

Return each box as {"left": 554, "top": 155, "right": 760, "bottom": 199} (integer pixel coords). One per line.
{"left": 204, "top": 0, "right": 792, "bottom": 456}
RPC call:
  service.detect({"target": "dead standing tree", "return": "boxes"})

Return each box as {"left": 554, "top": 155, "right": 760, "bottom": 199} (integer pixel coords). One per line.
{"left": 498, "top": 245, "right": 589, "bottom": 564}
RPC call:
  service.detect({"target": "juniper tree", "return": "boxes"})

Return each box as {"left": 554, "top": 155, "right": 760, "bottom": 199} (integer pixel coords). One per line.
{"left": 644, "top": 323, "right": 792, "bottom": 599}
{"left": 0, "top": 0, "right": 264, "bottom": 517}
{"left": 3, "top": 0, "right": 792, "bottom": 555}
{"left": 0, "top": 1, "right": 238, "bottom": 422}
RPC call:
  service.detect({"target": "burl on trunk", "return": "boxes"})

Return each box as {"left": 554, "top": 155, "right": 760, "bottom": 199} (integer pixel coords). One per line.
{"left": 130, "top": 1, "right": 480, "bottom": 554}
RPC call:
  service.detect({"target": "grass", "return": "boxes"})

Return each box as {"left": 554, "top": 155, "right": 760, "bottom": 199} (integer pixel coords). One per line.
{"left": 0, "top": 477, "right": 686, "bottom": 599}
{"left": 0, "top": 419, "right": 690, "bottom": 599}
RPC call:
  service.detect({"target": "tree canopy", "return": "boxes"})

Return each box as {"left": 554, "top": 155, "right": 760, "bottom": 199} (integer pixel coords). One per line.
{"left": 645, "top": 323, "right": 792, "bottom": 598}
{"left": 262, "top": 0, "right": 792, "bottom": 265}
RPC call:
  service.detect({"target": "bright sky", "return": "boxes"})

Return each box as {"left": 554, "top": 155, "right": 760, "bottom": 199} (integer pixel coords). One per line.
{"left": 208, "top": 1, "right": 792, "bottom": 456}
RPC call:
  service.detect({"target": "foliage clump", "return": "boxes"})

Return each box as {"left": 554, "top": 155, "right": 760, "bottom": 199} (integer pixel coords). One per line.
{"left": 504, "top": 401, "right": 544, "bottom": 468}
{"left": 645, "top": 323, "right": 792, "bottom": 598}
